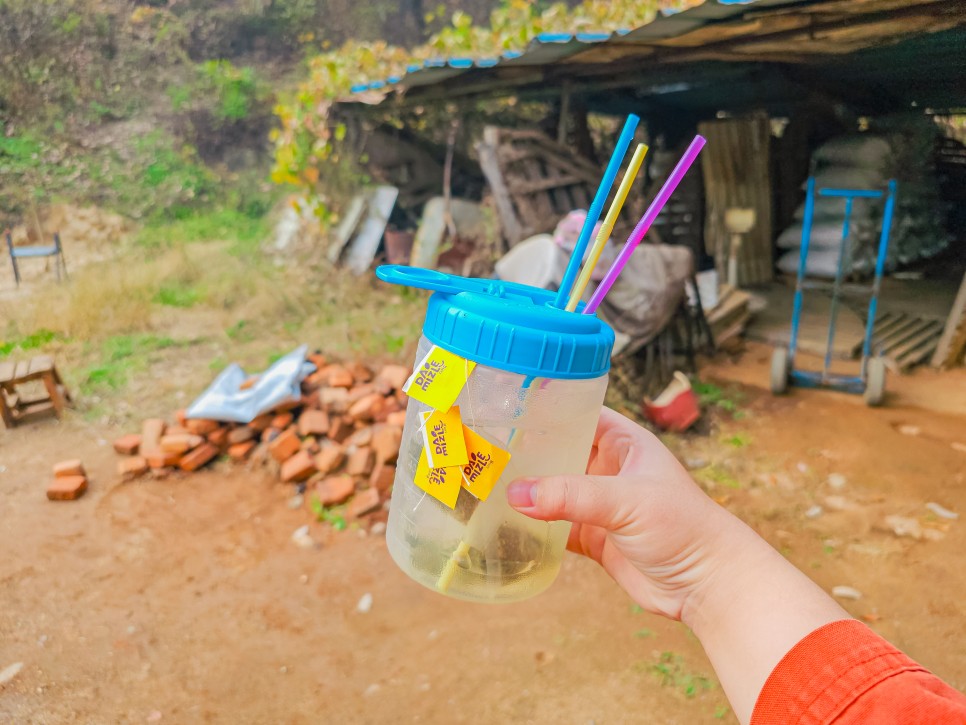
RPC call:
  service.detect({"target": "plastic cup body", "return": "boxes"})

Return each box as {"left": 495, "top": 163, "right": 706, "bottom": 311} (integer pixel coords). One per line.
{"left": 386, "top": 335, "right": 608, "bottom": 603}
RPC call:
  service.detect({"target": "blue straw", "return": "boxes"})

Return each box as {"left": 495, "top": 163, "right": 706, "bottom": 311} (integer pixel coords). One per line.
{"left": 553, "top": 113, "right": 640, "bottom": 309}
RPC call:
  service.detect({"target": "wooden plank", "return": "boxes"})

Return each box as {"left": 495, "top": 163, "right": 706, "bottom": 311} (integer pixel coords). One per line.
{"left": 508, "top": 175, "right": 584, "bottom": 195}
{"left": 28, "top": 356, "right": 52, "bottom": 375}
{"left": 876, "top": 318, "right": 935, "bottom": 352}
{"left": 0, "top": 362, "right": 15, "bottom": 385}
{"left": 884, "top": 321, "right": 942, "bottom": 361}
{"left": 931, "top": 270, "right": 966, "bottom": 368}
{"left": 13, "top": 361, "right": 31, "bottom": 381}
{"left": 478, "top": 128, "right": 524, "bottom": 245}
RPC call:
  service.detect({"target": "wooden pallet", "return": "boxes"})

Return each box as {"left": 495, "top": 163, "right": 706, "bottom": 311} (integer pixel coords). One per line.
{"left": 861, "top": 312, "right": 946, "bottom": 372}
{"left": 0, "top": 355, "right": 71, "bottom": 428}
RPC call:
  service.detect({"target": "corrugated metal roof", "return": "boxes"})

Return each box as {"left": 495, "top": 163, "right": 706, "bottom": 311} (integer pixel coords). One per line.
{"left": 348, "top": 0, "right": 783, "bottom": 96}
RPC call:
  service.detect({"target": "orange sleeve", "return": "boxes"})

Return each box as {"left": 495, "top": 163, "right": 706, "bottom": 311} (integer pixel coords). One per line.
{"left": 751, "top": 619, "right": 966, "bottom": 724}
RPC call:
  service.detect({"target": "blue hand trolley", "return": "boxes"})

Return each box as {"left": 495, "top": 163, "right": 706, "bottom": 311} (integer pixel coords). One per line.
{"left": 770, "top": 177, "right": 898, "bottom": 406}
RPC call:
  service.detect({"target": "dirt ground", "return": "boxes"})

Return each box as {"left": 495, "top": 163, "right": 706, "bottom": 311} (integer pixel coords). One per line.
{"left": 2, "top": 345, "right": 965, "bottom": 724}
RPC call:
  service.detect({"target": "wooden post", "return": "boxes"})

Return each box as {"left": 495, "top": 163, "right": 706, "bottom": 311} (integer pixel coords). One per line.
{"left": 477, "top": 127, "right": 524, "bottom": 247}
{"left": 931, "top": 270, "right": 966, "bottom": 368}
{"left": 557, "top": 81, "right": 571, "bottom": 146}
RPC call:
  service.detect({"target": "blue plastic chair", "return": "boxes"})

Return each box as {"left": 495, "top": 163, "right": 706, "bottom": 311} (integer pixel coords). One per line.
{"left": 5, "top": 229, "right": 68, "bottom": 286}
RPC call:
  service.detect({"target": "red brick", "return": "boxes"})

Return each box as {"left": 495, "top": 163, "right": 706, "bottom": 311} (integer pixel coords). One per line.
{"left": 346, "top": 447, "right": 375, "bottom": 477}
{"left": 347, "top": 383, "right": 375, "bottom": 404}
{"left": 239, "top": 375, "right": 259, "bottom": 391}
{"left": 371, "top": 425, "right": 402, "bottom": 464}
{"left": 308, "top": 352, "right": 327, "bottom": 370}
{"left": 207, "top": 427, "right": 230, "bottom": 447}
{"left": 271, "top": 412, "right": 294, "bottom": 430}
{"left": 314, "top": 445, "right": 346, "bottom": 475}
{"left": 300, "top": 437, "right": 320, "bottom": 455}
{"left": 47, "top": 475, "right": 87, "bottom": 501}
{"left": 174, "top": 408, "right": 188, "bottom": 426}
{"left": 141, "top": 418, "right": 167, "bottom": 458}
{"left": 249, "top": 413, "right": 274, "bottom": 432}
{"left": 227, "top": 426, "right": 256, "bottom": 445}
{"left": 314, "top": 475, "right": 355, "bottom": 506}
{"left": 319, "top": 387, "right": 349, "bottom": 413}
{"left": 300, "top": 389, "right": 321, "bottom": 409}
{"left": 117, "top": 456, "right": 149, "bottom": 481}
{"left": 165, "top": 425, "right": 191, "bottom": 436}
{"left": 185, "top": 418, "right": 220, "bottom": 436}
{"left": 347, "top": 488, "right": 381, "bottom": 519}
{"left": 147, "top": 450, "right": 182, "bottom": 469}
{"left": 261, "top": 427, "right": 281, "bottom": 443}
{"left": 113, "top": 434, "right": 142, "bottom": 456}
{"left": 53, "top": 459, "right": 86, "bottom": 478}
{"left": 346, "top": 426, "right": 373, "bottom": 448}
{"left": 326, "top": 365, "right": 354, "bottom": 389}
{"left": 280, "top": 450, "right": 317, "bottom": 483}
{"left": 161, "top": 433, "right": 204, "bottom": 454}
{"left": 298, "top": 409, "right": 330, "bottom": 437}
{"left": 268, "top": 427, "right": 301, "bottom": 462}
{"left": 272, "top": 398, "right": 302, "bottom": 413}
{"left": 378, "top": 364, "right": 410, "bottom": 391}
{"left": 348, "top": 393, "right": 384, "bottom": 422}
{"left": 395, "top": 389, "right": 409, "bottom": 406}
{"left": 228, "top": 440, "right": 256, "bottom": 461}
{"left": 372, "top": 378, "right": 394, "bottom": 397}
{"left": 328, "top": 417, "right": 354, "bottom": 443}
{"left": 386, "top": 410, "right": 407, "bottom": 427}
{"left": 369, "top": 463, "right": 396, "bottom": 494}
{"left": 349, "top": 362, "right": 374, "bottom": 384}
{"left": 179, "top": 443, "right": 220, "bottom": 472}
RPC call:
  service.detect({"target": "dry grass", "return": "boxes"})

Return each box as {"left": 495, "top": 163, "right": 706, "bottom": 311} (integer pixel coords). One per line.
{"left": 0, "top": 236, "right": 426, "bottom": 422}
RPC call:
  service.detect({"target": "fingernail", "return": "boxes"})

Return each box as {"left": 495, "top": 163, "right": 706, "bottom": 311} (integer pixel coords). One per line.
{"left": 507, "top": 479, "right": 538, "bottom": 508}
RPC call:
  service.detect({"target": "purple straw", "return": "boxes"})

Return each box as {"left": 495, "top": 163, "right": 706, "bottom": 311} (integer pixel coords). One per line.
{"left": 583, "top": 135, "right": 707, "bottom": 314}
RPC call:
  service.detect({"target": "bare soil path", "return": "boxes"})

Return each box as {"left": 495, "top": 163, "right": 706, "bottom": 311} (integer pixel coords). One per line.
{"left": 2, "top": 349, "right": 965, "bottom": 724}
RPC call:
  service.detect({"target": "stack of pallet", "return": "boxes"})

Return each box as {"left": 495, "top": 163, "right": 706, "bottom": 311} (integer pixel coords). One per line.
{"left": 111, "top": 355, "right": 409, "bottom": 525}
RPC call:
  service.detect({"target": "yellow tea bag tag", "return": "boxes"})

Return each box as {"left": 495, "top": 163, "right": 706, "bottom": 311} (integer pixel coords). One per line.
{"left": 460, "top": 425, "right": 511, "bottom": 502}
{"left": 414, "top": 448, "right": 462, "bottom": 509}
{"left": 420, "top": 406, "right": 469, "bottom": 469}
{"left": 403, "top": 346, "right": 476, "bottom": 412}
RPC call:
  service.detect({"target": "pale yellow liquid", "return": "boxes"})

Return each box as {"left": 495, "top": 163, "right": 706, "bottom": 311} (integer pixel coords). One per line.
{"left": 386, "top": 336, "right": 608, "bottom": 603}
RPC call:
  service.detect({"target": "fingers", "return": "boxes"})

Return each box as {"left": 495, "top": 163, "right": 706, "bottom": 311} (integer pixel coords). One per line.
{"left": 506, "top": 474, "right": 634, "bottom": 530}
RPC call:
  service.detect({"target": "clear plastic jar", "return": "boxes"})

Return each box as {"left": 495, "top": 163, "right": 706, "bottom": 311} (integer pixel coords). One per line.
{"left": 387, "top": 335, "right": 608, "bottom": 603}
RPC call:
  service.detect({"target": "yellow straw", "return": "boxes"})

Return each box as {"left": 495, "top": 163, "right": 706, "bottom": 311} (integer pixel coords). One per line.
{"left": 566, "top": 143, "right": 648, "bottom": 311}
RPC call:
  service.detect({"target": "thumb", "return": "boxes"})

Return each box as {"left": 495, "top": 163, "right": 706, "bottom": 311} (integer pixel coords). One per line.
{"left": 506, "top": 475, "right": 634, "bottom": 530}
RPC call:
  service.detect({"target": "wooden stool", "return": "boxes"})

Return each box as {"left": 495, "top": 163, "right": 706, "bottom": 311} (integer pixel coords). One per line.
{"left": 0, "top": 355, "right": 72, "bottom": 429}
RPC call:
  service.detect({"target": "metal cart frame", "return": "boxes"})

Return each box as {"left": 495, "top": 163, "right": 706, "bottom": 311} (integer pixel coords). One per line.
{"left": 771, "top": 177, "right": 898, "bottom": 406}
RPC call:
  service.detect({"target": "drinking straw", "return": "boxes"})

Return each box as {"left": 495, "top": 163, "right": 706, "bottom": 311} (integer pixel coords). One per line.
{"left": 552, "top": 114, "right": 640, "bottom": 309}
{"left": 436, "top": 374, "right": 537, "bottom": 594}
{"left": 583, "top": 135, "right": 707, "bottom": 315}
{"left": 565, "top": 143, "right": 648, "bottom": 312}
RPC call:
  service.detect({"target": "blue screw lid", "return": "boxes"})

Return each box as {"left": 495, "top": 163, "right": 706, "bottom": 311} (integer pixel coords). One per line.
{"left": 376, "top": 265, "right": 614, "bottom": 380}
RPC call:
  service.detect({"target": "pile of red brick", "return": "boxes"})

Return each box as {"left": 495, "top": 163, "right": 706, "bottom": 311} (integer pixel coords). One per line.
{"left": 111, "top": 355, "right": 410, "bottom": 525}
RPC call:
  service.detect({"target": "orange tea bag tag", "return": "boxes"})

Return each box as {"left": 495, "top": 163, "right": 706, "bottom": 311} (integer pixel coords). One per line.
{"left": 460, "top": 425, "right": 511, "bottom": 502}
{"left": 414, "top": 448, "right": 462, "bottom": 509}
{"left": 420, "top": 406, "right": 469, "bottom": 469}
{"left": 403, "top": 346, "right": 476, "bottom": 412}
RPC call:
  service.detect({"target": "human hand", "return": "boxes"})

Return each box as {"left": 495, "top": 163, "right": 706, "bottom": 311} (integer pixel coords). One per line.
{"left": 506, "top": 406, "right": 849, "bottom": 724}
{"left": 505, "top": 406, "right": 760, "bottom": 621}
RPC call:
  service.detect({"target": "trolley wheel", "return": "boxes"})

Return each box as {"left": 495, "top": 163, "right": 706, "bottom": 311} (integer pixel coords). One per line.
{"left": 770, "top": 347, "right": 789, "bottom": 395}
{"left": 864, "top": 357, "right": 886, "bottom": 407}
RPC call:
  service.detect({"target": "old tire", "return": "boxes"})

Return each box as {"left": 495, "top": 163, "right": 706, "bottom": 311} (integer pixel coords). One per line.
{"left": 865, "top": 357, "right": 886, "bottom": 407}
{"left": 770, "top": 347, "right": 789, "bottom": 395}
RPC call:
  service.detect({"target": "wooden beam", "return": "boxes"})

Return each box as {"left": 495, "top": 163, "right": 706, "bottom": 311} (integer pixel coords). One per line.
{"left": 931, "top": 270, "right": 966, "bottom": 368}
